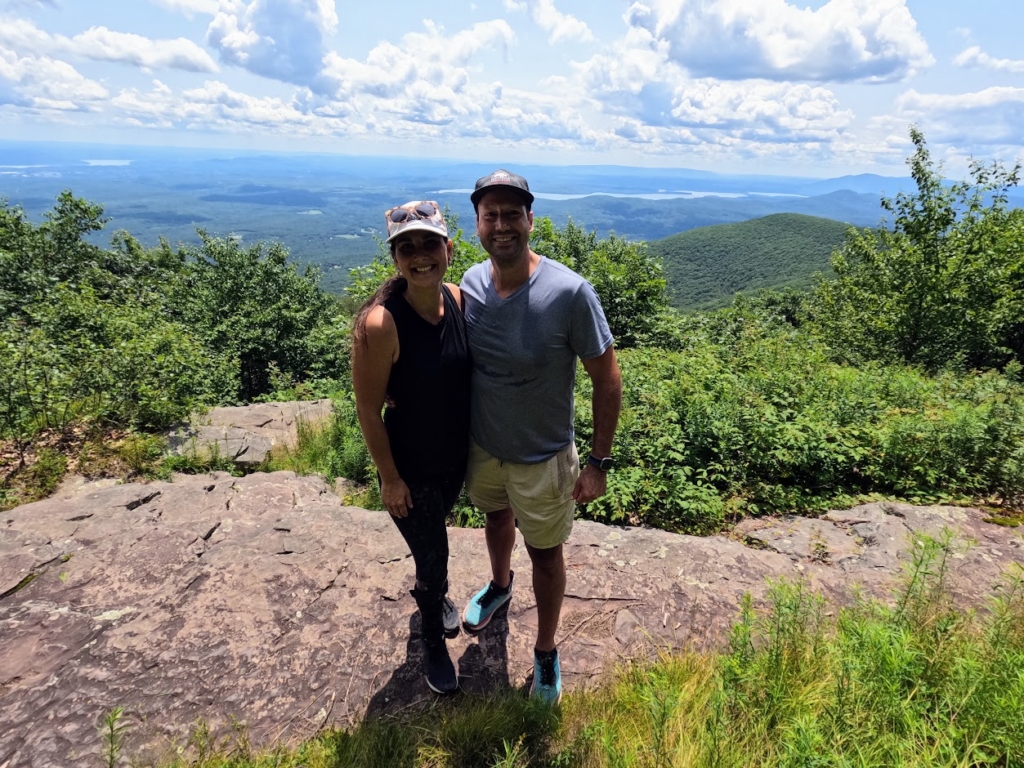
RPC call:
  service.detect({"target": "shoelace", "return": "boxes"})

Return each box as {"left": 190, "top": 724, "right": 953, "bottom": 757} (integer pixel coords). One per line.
{"left": 538, "top": 655, "right": 557, "bottom": 686}
{"left": 478, "top": 583, "right": 505, "bottom": 609}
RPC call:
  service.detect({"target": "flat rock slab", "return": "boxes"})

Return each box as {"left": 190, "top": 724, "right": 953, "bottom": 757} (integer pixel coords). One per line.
{"left": 163, "top": 400, "right": 332, "bottom": 466}
{"left": 2, "top": 476, "right": 1022, "bottom": 767}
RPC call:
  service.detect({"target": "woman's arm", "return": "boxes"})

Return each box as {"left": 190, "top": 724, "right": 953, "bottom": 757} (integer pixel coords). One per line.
{"left": 352, "top": 305, "right": 414, "bottom": 517}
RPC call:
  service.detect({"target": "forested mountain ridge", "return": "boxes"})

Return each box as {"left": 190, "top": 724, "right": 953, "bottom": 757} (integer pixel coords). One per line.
{"left": 648, "top": 212, "right": 851, "bottom": 311}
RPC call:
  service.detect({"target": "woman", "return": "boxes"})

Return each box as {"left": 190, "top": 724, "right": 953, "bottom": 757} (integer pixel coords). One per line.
{"left": 352, "top": 200, "right": 470, "bottom": 695}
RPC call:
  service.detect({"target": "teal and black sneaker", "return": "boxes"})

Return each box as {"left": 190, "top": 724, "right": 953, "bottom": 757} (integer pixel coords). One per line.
{"left": 462, "top": 571, "right": 514, "bottom": 633}
{"left": 530, "top": 647, "right": 562, "bottom": 705}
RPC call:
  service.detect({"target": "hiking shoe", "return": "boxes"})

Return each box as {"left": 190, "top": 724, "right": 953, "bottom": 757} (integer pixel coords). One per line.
{"left": 462, "top": 571, "right": 514, "bottom": 633}
{"left": 442, "top": 595, "right": 460, "bottom": 638}
{"left": 530, "top": 647, "right": 562, "bottom": 706}
{"left": 423, "top": 640, "right": 458, "bottom": 695}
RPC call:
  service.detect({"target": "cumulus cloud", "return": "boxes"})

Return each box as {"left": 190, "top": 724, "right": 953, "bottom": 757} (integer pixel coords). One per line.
{"left": 572, "top": 25, "right": 852, "bottom": 147}
{"left": 627, "top": 0, "right": 933, "bottom": 83}
{"left": 109, "top": 78, "right": 351, "bottom": 136}
{"left": 670, "top": 80, "right": 852, "bottom": 138}
{"left": 503, "top": 0, "right": 594, "bottom": 43}
{"left": 0, "top": 46, "right": 108, "bottom": 110}
{"left": 1, "top": 0, "right": 57, "bottom": 8}
{"left": 953, "top": 46, "right": 1024, "bottom": 75}
{"left": 206, "top": 0, "right": 338, "bottom": 85}
{"left": 313, "top": 19, "right": 516, "bottom": 131}
{"left": 0, "top": 16, "right": 218, "bottom": 72}
{"left": 73, "top": 27, "right": 218, "bottom": 72}
{"left": 896, "top": 87, "right": 1024, "bottom": 147}
{"left": 151, "top": 0, "right": 220, "bottom": 17}
{"left": 96, "top": 18, "right": 596, "bottom": 152}
{"left": 318, "top": 20, "right": 513, "bottom": 99}
{"left": 98, "top": 75, "right": 597, "bottom": 152}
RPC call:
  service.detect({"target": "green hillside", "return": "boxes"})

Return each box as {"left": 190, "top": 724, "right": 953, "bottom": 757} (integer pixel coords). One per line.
{"left": 648, "top": 212, "right": 851, "bottom": 311}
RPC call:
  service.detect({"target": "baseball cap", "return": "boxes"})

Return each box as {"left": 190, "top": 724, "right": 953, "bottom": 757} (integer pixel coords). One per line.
{"left": 384, "top": 200, "right": 448, "bottom": 244}
{"left": 470, "top": 169, "right": 535, "bottom": 209}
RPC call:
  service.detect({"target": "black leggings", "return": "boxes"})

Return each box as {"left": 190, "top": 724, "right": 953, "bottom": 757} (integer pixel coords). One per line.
{"left": 388, "top": 472, "right": 464, "bottom": 594}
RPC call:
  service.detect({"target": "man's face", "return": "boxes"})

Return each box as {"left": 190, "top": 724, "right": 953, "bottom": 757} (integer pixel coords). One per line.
{"left": 475, "top": 189, "right": 534, "bottom": 267}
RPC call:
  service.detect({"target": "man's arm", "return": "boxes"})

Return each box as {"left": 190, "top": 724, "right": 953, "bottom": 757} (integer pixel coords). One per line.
{"left": 573, "top": 345, "right": 622, "bottom": 504}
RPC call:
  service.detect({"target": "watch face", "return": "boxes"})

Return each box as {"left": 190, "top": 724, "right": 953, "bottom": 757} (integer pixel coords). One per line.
{"left": 589, "top": 454, "right": 613, "bottom": 472}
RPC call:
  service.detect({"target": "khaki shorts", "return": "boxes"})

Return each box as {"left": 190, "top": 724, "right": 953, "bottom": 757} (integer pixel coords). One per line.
{"left": 466, "top": 440, "right": 580, "bottom": 550}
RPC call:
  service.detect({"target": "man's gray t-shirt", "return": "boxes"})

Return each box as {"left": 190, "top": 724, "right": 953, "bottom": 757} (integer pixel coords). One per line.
{"left": 461, "top": 256, "right": 613, "bottom": 464}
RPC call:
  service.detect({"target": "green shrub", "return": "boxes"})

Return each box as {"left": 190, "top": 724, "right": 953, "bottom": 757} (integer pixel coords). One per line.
{"left": 811, "top": 127, "right": 1024, "bottom": 372}
{"left": 574, "top": 317, "right": 1024, "bottom": 532}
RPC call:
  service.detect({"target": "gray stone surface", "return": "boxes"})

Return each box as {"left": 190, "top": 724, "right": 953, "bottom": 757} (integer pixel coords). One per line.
{"left": 163, "top": 400, "right": 332, "bottom": 466}
{"left": 1, "top": 478, "right": 1022, "bottom": 767}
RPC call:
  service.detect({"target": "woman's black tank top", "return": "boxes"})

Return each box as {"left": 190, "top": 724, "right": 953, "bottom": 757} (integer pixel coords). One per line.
{"left": 382, "top": 284, "right": 471, "bottom": 482}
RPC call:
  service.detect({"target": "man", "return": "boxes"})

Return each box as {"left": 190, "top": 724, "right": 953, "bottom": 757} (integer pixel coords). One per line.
{"left": 459, "top": 169, "right": 623, "bottom": 704}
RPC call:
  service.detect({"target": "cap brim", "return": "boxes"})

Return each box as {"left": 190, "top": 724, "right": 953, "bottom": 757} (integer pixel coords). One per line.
{"left": 385, "top": 219, "right": 448, "bottom": 243}
{"left": 471, "top": 185, "right": 534, "bottom": 208}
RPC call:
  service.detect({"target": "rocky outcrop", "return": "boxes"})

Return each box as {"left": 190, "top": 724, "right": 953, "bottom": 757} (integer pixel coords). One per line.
{"left": 1, "top": 472, "right": 1021, "bottom": 767}
{"left": 163, "top": 400, "right": 333, "bottom": 467}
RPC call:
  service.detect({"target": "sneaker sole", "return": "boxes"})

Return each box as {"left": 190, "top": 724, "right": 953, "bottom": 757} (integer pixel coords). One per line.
{"left": 461, "top": 601, "right": 506, "bottom": 634}
{"left": 462, "top": 592, "right": 512, "bottom": 634}
{"left": 426, "top": 677, "right": 459, "bottom": 695}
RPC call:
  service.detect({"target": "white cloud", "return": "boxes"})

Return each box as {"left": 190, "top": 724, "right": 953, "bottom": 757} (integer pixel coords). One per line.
{"left": 206, "top": 0, "right": 338, "bottom": 85}
{"left": 572, "top": 26, "right": 853, "bottom": 147}
{"left": 0, "top": 16, "right": 218, "bottom": 72}
{"left": 97, "top": 20, "right": 597, "bottom": 152}
{"left": 0, "top": 46, "right": 108, "bottom": 110}
{"left": 151, "top": 0, "right": 220, "bottom": 17}
{"left": 953, "top": 46, "right": 1024, "bottom": 75}
{"left": 111, "top": 78, "right": 343, "bottom": 135}
{"left": 503, "top": 0, "right": 594, "bottom": 43}
{"left": 627, "top": 0, "right": 934, "bottom": 83}
{"left": 73, "top": 27, "right": 219, "bottom": 72}
{"left": 897, "top": 87, "right": 1024, "bottom": 148}
{"left": 317, "top": 20, "right": 513, "bottom": 102}
{"left": 670, "top": 80, "right": 852, "bottom": 138}
{"left": 1, "top": 0, "right": 57, "bottom": 8}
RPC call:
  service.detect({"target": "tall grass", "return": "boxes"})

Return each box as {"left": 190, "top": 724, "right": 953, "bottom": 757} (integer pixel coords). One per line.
{"left": 130, "top": 534, "right": 1023, "bottom": 767}
{"left": 264, "top": 394, "right": 379, "bottom": 507}
{"left": 265, "top": 395, "right": 486, "bottom": 526}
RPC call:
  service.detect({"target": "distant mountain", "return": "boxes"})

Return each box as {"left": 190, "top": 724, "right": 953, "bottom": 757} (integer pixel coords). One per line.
{"left": 647, "top": 213, "right": 852, "bottom": 311}
{"left": 793, "top": 173, "right": 912, "bottom": 196}
{"left": 20, "top": 141, "right": 1024, "bottom": 298}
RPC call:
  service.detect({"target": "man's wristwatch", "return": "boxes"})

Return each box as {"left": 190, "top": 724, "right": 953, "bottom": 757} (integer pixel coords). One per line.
{"left": 587, "top": 454, "right": 614, "bottom": 472}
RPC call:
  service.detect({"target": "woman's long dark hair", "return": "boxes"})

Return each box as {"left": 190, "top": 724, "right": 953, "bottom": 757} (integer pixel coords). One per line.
{"left": 352, "top": 273, "right": 406, "bottom": 349}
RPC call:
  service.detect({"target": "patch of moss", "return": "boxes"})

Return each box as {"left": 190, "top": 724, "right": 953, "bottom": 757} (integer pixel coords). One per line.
{"left": 983, "top": 516, "right": 1022, "bottom": 528}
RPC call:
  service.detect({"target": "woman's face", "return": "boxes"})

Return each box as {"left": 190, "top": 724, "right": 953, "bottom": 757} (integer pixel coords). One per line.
{"left": 392, "top": 231, "right": 452, "bottom": 287}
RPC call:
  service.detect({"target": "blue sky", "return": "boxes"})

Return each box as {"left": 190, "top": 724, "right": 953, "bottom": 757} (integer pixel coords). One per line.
{"left": 0, "top": 0, "right": 1021, "bottom": 176}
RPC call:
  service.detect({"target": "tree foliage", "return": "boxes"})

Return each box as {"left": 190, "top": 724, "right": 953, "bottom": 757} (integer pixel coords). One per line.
{"left": 811, "top": 127, "right": 1024, "bottom": 372}
{"left": 1, "top": 192, "right": 350, "bottom": 451}
{"left": 162, "top": 232, "right": 346, "bottom": 401}
{"left": 531, "top": 217, "right": 669, "bottom": 348}
{"left": 6, "top": 131, "right": 1024, "bottom": 529}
